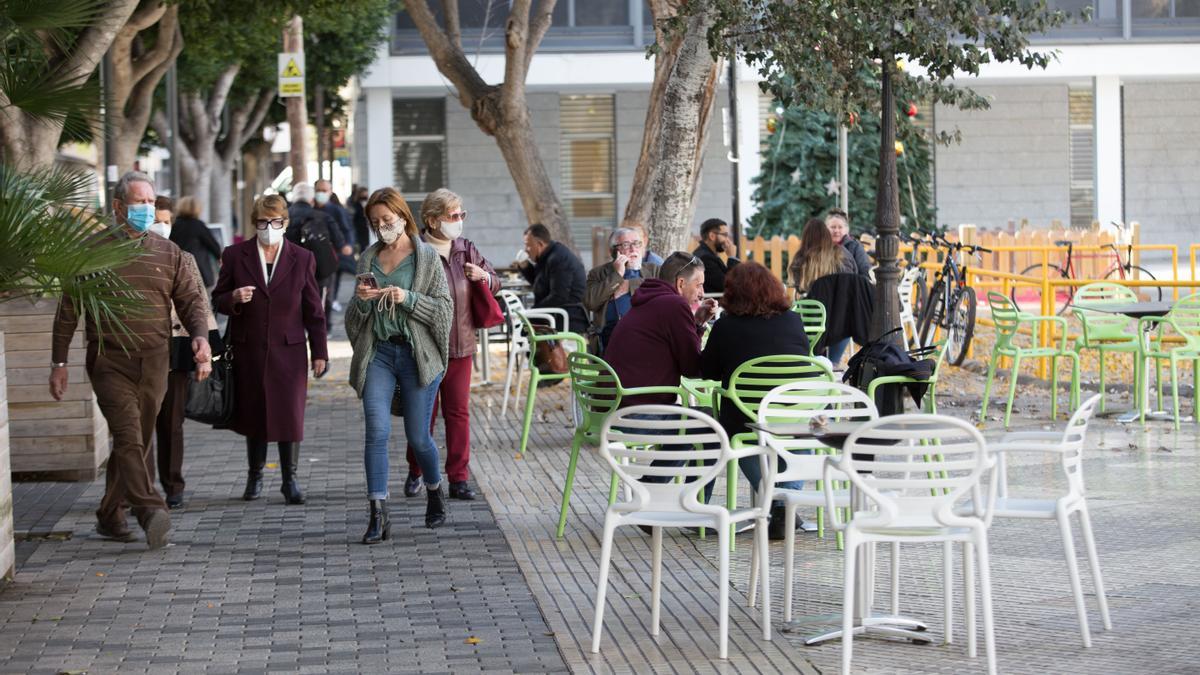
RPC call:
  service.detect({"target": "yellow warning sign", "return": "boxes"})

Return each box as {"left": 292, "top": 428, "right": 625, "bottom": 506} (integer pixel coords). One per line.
{"left": 281, "top": 58, "right": 302, "bottom": 78}
{"left": 279, "top": 82, "right": 304, "bottom": 96}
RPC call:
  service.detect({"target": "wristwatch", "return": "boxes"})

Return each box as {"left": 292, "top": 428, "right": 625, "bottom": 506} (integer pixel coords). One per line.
{"left": 51, "top": 362, "right": 68, "bottom": 369}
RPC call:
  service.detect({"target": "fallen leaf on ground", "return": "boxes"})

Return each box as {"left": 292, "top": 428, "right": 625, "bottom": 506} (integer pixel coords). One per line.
{"left": 465, "top": 636, "right": 482, "bottom": 645}
{"left": 95, "top": 572, "right": 105, "bottom": 577}
{"left": 514, "top": 453, "right": 523, "bottom": 460}
{"left": 265, "top": 463, "right": 278, "bottom": 469}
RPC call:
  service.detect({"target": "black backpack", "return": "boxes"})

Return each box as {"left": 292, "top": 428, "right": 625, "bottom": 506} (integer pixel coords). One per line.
{"left": 297, "top": 212, "right": 338, "bottom": 279}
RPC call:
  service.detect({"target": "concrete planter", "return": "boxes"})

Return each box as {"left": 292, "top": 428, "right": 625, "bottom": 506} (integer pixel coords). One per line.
{"left": 0, "top": 299, "right": 108, "bottom": 480}
{"left": 0, "top": 332, "right": 15, "bottom": 582}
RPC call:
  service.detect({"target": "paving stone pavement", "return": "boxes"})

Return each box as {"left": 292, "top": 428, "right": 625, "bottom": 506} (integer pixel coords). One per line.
{"left": 4, "top": 336, "right": 1200, "bottom": 674}
{"left": 0, "top": 349, "right": 566, "bottom": 674}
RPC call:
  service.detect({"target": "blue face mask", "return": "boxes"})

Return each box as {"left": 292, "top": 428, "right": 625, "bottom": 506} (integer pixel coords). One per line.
{"left": 124, "top": 203, "right": 155, "bottom": 233}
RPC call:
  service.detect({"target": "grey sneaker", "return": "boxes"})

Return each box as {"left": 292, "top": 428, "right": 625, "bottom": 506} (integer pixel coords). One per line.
{"left": 145, "top": 510, "right": 171, "bottom": 550}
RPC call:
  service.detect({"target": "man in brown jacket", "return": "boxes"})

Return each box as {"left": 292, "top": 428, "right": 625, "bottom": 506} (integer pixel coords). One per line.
{"left": 584, "top": 227, "right": 661, "bottom": 353}
{"left": 49, "top": 171, "right": 212, "bottom": 550}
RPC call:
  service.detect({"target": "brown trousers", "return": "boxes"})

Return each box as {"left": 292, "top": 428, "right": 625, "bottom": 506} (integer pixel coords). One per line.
{"left": 154, "top": 370, "right": 190, "bottom": 497}
{"left": 87, "top": 346, "right": 170, "bottom": 529}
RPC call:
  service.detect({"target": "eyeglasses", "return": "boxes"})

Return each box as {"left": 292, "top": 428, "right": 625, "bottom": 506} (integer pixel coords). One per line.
{"left": 614, "top": 241, "right": 643, "bottom": 252}
{"left": 444, "top": 211, "right": 467, "bottom": 222}
{"left": 375, "top": 218, "right": 406, "bottom": 231}
{"left": 254, "top": 218, "right": 286, "bottom": 230}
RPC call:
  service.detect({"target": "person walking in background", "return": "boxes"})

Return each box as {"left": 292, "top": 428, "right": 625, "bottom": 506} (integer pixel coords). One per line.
{"left": 349, "top": 185, "right": 371, "bottom": 251}
{"left": 50, "top": 171, "right": 212, "bottom": 550}
{"left": 170, "top": 195, "right": 223, "bottom": 290}
{"left": 402, "top": 188, "right": 498, "bottom": 502}
{"left": 287, "top": 182, "right": 344, "bottom": 331}
{"left": 826, "top": 208, "right": 871, "bottom": 277}
{"left": 517, "top": 223, "right": 588, "bottom": 334}
{"left": 346, "top": 188, "right": 453, "bottom": 542}
{"left": 213, "top": 195, "right": 329, "bottom": 506}
{"left": 700, "top": 261, "right": 815, "bottom": 539}
{"left": 315, "top": 179, "right": 356, "bottom": 313}
{"left": 692, "top": 218, "right": 741, "bottom": 294}
{"left": 149, "top": 196, "right": 221, "bottom": 510}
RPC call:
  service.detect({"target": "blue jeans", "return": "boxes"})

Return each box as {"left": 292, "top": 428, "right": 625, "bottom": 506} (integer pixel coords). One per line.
{"left": 363, "top": 341, "right": 444, "bottom": 499}
{"left": 828, "top": 337, "right": 851, "bottom": 366}
{"left": 738, "top": 453, "right": 805, "bottom": 496}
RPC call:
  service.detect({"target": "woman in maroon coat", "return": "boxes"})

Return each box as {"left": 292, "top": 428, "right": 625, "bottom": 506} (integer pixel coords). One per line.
{"left": 213, "top": 194, "right": 329, "bottom": 505}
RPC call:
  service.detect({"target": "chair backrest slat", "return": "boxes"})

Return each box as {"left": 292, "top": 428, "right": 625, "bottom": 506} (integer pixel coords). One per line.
{"left": 726, "top": 355, "right": 834, "bottom": 421}
{"left": 759, "top": 381, "right": 878, "bottom": 484}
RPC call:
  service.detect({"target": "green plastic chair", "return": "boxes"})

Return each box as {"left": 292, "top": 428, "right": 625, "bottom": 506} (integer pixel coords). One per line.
{"left": 1136, "top": 293, "right": 1200, "bottom": 429}
{"left": 714, "top": 354, "right": 834, "bottom": 549}
{"left": 517, "top": 311, "right": 587, "bottom": 457}
{"left": 1071, "top": 282, "right": 1140, "bottom": 413}
{"left": 790, "top": 299, "right": 826, "bottom": 356}
{"left": 556, "top": 352, "right": 687, "bottom": 538}
{"left": 981, "top": 292, "right": 1080, "bottom": 427}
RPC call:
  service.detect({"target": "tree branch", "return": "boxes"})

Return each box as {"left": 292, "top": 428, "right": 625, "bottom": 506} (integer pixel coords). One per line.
{"left": 443, "top": 0, "right": 462, "bottom": 50}
{"left": 241, "top": 89, "right": 275, "bottom": 143}
{"left": 130, "top": 4, "right": 179, "bottom": 83}
{"left": 123, "top": 23, "right": 182, "bottom": 138}
{"left": 405, "top": 0, "right": 492, "bottom": 109}
{"left": 58, "top": 0, "right": 140, "bottom": 86}
{"left": 206, "top": 63, "right": 241, "bottom": 125}
{"left": 523, "top": 0, "right": 557, "bottom": 74}
{"left": 501, "top": 0, "right": 532, "bottom": 110}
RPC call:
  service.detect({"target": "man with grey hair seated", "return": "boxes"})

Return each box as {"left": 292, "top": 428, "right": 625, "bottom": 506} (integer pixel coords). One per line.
{"left": 286, "top": 181, "right": 345, "bottom": 330}
{"left": 583, "top": 227, "right": 661, "bottom": 353}
{"left": 49, "top": 170, "right": 213, "bottom": 550}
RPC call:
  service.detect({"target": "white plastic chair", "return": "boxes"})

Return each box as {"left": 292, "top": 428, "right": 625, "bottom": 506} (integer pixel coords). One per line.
{"left": 746, "top": 381, "right": 878, "bottom": 622}
{"left": 898, "top": 266, "right": 921, "bottom": 348}
{"left": 826, "top": 414, "right": 998, "bottom": 675}
{"left": 591, "top": 405, "right": 775, "bottom": 660}
{"left": 984, "top": 393, "right": 1112, "bottom": 647}
{"left": 497, "top": 290, "right": 568, "bottom": 415}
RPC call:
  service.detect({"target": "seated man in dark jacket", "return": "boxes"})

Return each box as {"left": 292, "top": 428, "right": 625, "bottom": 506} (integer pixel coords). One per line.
{"left": 692, "top": 217, "right": 741, "bottom": 295}
{"left": 518, "top": 223, "right": 588, "bottom": 334}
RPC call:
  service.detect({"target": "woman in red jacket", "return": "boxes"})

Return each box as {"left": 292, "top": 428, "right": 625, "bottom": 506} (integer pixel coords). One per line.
{"left": 213, "top": 194, "right": 329, "bottom": 505}
{"left": 403, "top": 188, "right": 499, "bottom": 501}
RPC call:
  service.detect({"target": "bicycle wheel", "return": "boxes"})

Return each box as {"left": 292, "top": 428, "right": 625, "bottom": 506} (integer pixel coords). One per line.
{"left": 1105, "top": 266, "right": 1163, "bottom": 303}
{"left": 911, "top": 274, "right": 928, "bottom": 323}
{"left": 917, "top": 278, "right": 945, "bottom": 347}
{"left": 1014, "top": 263, "right": 1071, "bottom": 315}
{"left": 947, "top": 286, "right": 977, "bottom": 366}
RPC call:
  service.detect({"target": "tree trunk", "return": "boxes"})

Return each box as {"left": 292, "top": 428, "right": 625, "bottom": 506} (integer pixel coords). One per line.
{"left": 485, "top": 98, "right": 565, "bottom": 242}
{"left": 871, "top": 58, "right": 903, "bottom": 347}
{"left": 647, "top": 8, "right": 721, "bottom": 255}
{"left": 623, "top": 1, "right": 720, "bottom": 247}
{"left": 107, "top": 1, "right": 183, "bottom": 173}
{"left": 209, "top": 162, "right": 233, "bottom": 229}
{"left": 284, "top": 15, "right": 307, "bottom": 185}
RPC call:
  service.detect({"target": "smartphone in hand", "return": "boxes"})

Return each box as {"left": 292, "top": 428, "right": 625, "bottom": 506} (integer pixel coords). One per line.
{"left": 356, "top": 273, "right": 379, "bottom": 289}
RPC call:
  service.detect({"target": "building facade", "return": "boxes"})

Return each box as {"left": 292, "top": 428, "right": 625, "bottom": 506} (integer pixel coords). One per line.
{"left": 352, "top": 1, "right": 1200, "bottom": 265}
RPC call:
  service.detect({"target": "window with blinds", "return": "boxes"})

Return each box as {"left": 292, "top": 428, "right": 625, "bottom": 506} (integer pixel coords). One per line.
{"left": 393, "top": 98, "right": 447, "bottom": 208}
{"left": 560, "top": 95, "right": 616, "bottom": 249}
{"left": 1068, "top": 86, "right": 1097, "bottom": 229}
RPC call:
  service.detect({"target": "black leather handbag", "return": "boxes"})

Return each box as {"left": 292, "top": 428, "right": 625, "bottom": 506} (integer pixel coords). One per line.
{"left": 184, "top": 330, "right": 234, "bottom": 428}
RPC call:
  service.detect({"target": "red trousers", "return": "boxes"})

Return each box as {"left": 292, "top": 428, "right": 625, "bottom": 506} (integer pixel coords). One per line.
{"left": 407, "top": 355, "right": 472, "bottom": 482}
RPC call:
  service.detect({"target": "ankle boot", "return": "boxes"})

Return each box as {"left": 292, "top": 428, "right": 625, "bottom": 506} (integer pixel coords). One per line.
{"left": 425, "top": 483, "right": 447, "bottom": 529}
{"left": 278, "top": 442, "right": 306, "bottom": 505}
{"left": 243, "top": 439, "right": 268, "bottom": 501}
{"left": 362, "top": 499, "right": 390, "bottom": 544}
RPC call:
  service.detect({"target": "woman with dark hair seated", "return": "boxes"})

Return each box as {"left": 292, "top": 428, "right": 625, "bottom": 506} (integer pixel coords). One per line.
{"left": 700, "top": 261, "right": 815, "bottom": 538}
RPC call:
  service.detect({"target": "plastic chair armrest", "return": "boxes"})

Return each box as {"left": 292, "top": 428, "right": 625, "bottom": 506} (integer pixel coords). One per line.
{"left": 866, "top": 374, "right": 921, "bottom": 399}
{"left": 821, "top": 457, "right": 847, "bottom": 532}
{"left": 996, "top": 430, "right": 1061, "bottom": 442}
{"left": 987, "top": 440, "right": 1070, "bottom": 455}
{"left": 528, "top": 331, "right": 586, "bottom": 351}
{"left": 521, "top": 307, "right": 569, "bottom": 324}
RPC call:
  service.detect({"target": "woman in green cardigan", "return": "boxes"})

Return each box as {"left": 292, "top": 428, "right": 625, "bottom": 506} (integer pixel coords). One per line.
{"left": 346, "top": 188, "right": 453, "bottom": 542}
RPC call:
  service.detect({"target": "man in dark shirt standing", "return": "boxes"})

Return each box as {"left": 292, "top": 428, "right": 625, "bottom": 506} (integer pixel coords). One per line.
{"left": 692, "top": 218, "right": 741, "bottom": 295}
{"left": 517, "top": 224, "right": 588, "bottom": 334}
{"left": 49, "top": 171, "right": 212, "bottom": 550}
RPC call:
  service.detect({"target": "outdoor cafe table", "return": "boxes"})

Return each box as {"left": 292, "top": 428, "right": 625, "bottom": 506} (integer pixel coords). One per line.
{"left": 745, "top": 420, "right": 933, "bottom": 647}
{"left": 1076, "top": 300, "right": 1179, "bottom": 424}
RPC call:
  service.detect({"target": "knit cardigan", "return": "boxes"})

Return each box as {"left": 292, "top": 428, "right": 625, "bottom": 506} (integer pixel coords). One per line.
{"left": 346, "top": 236, "right": 453, "bottom": 395}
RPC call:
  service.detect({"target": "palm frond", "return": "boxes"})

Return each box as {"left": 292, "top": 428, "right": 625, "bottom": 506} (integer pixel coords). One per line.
{"left": 0, "top": 0, "right": 108, "bottom": 53}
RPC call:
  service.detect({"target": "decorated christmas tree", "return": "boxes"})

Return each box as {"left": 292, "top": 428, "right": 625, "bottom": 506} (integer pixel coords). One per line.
{"left": 749, "top": 100, "right": 935, "bottom": 239}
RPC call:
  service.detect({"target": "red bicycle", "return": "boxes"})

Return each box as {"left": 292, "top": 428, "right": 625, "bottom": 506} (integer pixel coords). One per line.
{"left": 1010, "top": 231, "right": 1161, "bottom": 315}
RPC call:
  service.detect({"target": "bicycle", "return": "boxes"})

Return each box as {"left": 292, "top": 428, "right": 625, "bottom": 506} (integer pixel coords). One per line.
{"left": 916, "top": 234, "right": 991, "bottom": 366}
{"left": 1010, "top": 223, "right": 1161, "bottom": 315}
{"left": 903, "top": 229, "right": 934, "bottom": 319}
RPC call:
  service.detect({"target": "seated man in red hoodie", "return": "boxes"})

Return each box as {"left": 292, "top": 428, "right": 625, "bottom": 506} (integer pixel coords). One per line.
{"left": 604, "top": 252, "right": 719, "bottom": 501}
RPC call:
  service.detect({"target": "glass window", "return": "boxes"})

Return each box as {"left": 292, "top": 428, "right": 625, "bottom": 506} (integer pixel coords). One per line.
{"left": 560, "top": 95, "right": 617, "bottom": 251}
{"left": 460, "top": 0, "right": 511, "bottom": 29}
{"left": 1179, "top": 0, "right": 1200, "bottom": 15}
{"left": 392, "top": 99, "right": 447, "bottom": 198}
{"left": 576, "top": 0, "right": 629, "bottom": 26}
{"left": 1132, "top": 0, "right": 1171, "bottom": 17}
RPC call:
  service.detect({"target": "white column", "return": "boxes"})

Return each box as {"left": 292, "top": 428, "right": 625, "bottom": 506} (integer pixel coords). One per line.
{"left": 1094, "top": 75, "right": 1124, "bottom": 226}
{"left": 734, "top": 60, "right": 761, "bottom": 226}
{"left": 364, "top": 87, "right": 393, "bottom": 190}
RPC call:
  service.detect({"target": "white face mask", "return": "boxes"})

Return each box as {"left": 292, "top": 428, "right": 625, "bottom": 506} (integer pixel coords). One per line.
{"left": 439, "top": 220, "right": 463, "bottom": 240}
{"left": 378, "top": 227, "right": 400, "bottom": 245}
{"left": 258, "top": 226, "right": 284, "bottom": 246}
{"left": 149, "top": 221, "right": 172, "bottom": 238}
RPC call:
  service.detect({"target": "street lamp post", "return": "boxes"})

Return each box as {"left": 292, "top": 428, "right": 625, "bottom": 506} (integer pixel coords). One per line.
{"left": 871, "top": 57, "right": 905, "bottom": 414}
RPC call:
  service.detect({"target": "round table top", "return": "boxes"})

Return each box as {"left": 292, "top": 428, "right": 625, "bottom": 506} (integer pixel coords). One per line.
{"left": 1074, "top": 300, "right": 1173, "bottom": 318}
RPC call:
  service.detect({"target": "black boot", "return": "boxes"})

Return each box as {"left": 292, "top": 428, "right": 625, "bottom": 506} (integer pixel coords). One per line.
{"left": 425, "top": 483, "right": 447, "bottom": 529}
{"left": 362, "top": 499, "right": 390, "bottom": 544}
{"left": 278, "top": 442, "right": 306, "bottom": 505}
{"left": 243, "top": 439, "right": 268, "bottom": 501}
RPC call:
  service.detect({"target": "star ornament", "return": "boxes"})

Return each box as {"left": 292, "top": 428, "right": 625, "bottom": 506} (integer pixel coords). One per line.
{"left": 825, "top": 178, "right": 841, "bottom": 196}
{"left": 790, "top": 167, "right": 802, "bottom": 184}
